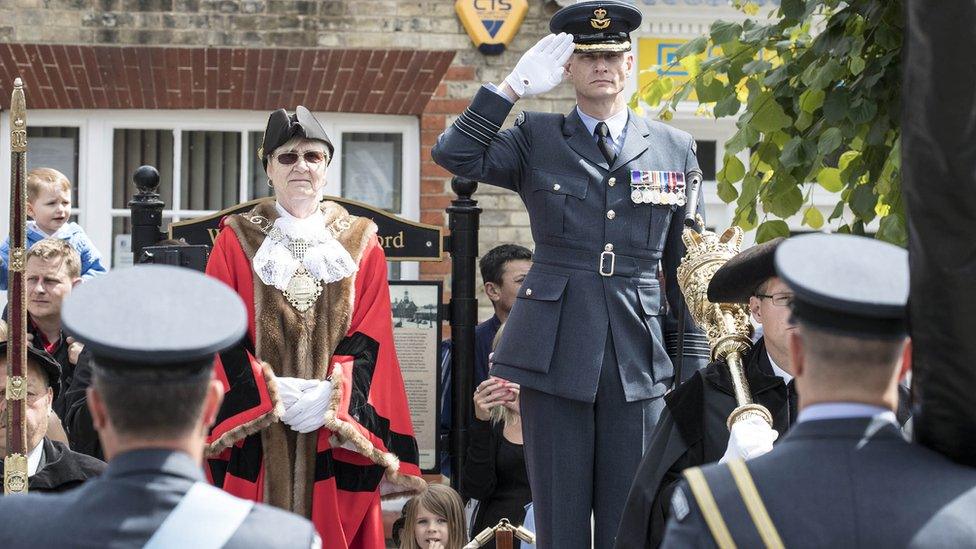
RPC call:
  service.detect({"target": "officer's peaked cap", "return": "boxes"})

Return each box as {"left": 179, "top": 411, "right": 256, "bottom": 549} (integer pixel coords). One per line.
{"left": 0, "top": 340, "right": 63, "bottom": 400}
{"left": 61, "top": 265, "right": 247, "bottom": 377}
{"left": 550, "top": 1, "right": 642, "bottom": 53}
{"left": 775, "top": 233, "right": 909, "bottom": 339}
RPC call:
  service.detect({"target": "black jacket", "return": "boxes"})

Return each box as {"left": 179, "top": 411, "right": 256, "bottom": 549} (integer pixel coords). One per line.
{"left": 0, "top": 438, "right": 106, "bottom": 493}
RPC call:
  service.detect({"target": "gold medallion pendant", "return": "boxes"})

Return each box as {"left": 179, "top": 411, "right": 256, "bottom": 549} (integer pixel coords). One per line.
{"left": 284, "top": 266, "right": 322, "bottom": 312}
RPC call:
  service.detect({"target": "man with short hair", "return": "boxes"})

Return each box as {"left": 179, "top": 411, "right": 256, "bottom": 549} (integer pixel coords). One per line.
{"left": 661, "top": 234, "right": 976, "bottom": 547}
{"left": 0, "top": 265, "right": 318, "bottom": 547}
{"left": 0, "top": 342, "right": 104, "bottom": 492}
{"left": 440, "top": 244, "right": 532, "bottom": 474}
{"left": 432, "top": 2, "right": 708, "bottom": 545}
{"left": 6, "top": 238, "right": 86, "bottom": 418}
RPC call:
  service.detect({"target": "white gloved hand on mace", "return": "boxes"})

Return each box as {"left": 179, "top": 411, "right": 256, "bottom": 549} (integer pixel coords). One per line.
{"left": 280, "top": 379, "right": 334, "bottom": 434}
{"left": 719, "top": 415, "right": 779, "bottom": 463}
{"left": 504, "top": 33, "right": 575, "bottom": 98}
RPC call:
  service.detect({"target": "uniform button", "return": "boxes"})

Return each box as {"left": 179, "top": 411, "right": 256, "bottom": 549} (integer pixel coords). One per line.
{"left": 553, "top": 183, "right": 561, "bottom": 191}
{"left": 605, "top": 243, "right": 614, "bottom": 251}
{"left": 608, "top": 177, "right": 616, "bottom": 186}
{"left": 525, "top": 288, "right": 533, "bottom": 296}
{"left": 607, "top": 210, "right": 616, "bottom": 220}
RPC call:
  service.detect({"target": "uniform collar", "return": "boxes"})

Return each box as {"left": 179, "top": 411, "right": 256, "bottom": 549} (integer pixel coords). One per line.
{"left": 103, "top": 448, "right": 204, "bottom": 482}
{"left": 576, "top": 106, "right": 628, "bottom": 143}
{"left": 797, "top": 402, "right": 897, "bottom": 426}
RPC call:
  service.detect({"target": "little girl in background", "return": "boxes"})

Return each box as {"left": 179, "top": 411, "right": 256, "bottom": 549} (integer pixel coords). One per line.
{"left": 397, "top": 483, "right": 468, "bottom": 549}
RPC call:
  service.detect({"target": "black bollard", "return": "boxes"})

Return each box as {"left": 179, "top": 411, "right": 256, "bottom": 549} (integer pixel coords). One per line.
{"left": 447, "top": 176, "right": 481, "bottom": 491}
{"left": 128, "top": 165, "right": 165, "bottom": 262}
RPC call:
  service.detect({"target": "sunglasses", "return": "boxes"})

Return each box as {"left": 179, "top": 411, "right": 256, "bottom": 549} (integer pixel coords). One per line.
{"left": 274, "top": 150, "right": 328, "bottom": 166}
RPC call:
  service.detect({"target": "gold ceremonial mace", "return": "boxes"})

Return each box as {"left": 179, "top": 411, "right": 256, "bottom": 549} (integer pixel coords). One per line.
{"left": 676, "top": 223, "right": 774, "bottom": 429}
{"left": 4, "top": 78, "right": 29, "bottom": 494}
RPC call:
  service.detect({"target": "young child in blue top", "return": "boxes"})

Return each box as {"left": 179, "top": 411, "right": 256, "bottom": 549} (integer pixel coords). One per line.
{"left": 0, "top": 168, "right": 106, "bottom": 290}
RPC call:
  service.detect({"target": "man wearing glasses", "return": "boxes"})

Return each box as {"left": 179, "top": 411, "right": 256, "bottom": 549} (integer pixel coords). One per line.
{"left": 615, "top": 237, "right": 796, "bottom": 549}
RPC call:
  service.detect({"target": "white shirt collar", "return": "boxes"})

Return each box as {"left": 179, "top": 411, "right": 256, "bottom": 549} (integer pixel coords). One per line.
{"left": 766, "top": 352, "right": 793, "bottom": 383}
{"left": 576, "top": 106, "right": 629, "bottom": 144}
{"left": 797, "top": 402, "right": 897, "bottom": 426}
{"left": 27, "top": 439, "right": 44, "bottom": 477}
{"left": 274, "top": 201, "right": 327, "bottom": 241}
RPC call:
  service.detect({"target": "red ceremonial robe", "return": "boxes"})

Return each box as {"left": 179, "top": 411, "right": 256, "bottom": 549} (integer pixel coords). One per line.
{"left": 203, "top": 199, "right": 424, "bottom": 548}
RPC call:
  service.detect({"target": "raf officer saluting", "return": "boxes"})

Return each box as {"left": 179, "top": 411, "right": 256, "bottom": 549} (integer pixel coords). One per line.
{"left": 432, "top": 2, "right": 708, "bottom": 547}
{"left": 661, "top": 234, "right": 976, "bottom": 548}
{"left": 0, "top": 265, "right": 319, "bottom": 548}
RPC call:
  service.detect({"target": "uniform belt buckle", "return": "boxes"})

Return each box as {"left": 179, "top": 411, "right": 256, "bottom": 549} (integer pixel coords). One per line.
{"left": 599, "top": 250, "right": 616, "bottom": 277}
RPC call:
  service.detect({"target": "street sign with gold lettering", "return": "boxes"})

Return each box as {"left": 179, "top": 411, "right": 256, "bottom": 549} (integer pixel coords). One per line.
{"left": 455, "top": 0, "right": 528, "bottom": 55}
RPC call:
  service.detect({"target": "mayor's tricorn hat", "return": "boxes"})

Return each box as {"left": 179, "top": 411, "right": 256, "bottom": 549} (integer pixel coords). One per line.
{"left": 708, "top": 237, "right": 786, "bottom": 304}
{"left": 258, "top": 106, "right": 334, "bottom": 170}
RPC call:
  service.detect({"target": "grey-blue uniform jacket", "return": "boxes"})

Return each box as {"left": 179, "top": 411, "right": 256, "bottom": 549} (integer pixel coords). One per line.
{"left": 0, "top": 449, "right": 318, "bottom": 548}
{"left": 662, "top": 417, "right": 976, "bottom": 548}
{"left": 432, "top": 86, "right": 709, "bottom": 403}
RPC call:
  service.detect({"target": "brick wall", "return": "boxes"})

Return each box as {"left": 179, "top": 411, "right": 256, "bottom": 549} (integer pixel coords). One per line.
{"left": 0, "top": 0, "right": 579, "bottom": 321}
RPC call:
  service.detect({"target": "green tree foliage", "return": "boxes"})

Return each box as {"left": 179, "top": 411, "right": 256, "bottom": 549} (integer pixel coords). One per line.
{"left": 631, "top": 0, "right": 903, "bottom": 243}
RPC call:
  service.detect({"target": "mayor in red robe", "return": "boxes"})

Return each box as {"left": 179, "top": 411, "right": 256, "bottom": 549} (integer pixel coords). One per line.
{"left": 204, "top": 106, "right": 425, "bottom": 548}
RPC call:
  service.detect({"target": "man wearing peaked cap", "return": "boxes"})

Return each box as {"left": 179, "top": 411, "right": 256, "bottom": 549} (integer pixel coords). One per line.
{"left": 432, "top": 2, "right": 708, "bottom": 546}
{"left": 662, "top": 234, "right": 976, "bottom": 548}
{"left": 0, "top": 265, "right": 320, "bottom": 548}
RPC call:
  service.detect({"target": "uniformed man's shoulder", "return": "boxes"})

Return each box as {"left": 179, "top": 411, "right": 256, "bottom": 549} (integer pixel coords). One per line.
{"left": 0, "top": 490, "right": 82, "bottom": 545}
{"left": 228, "top": 502, "right": 318, "bottom": 548}
{"left": 514, "top": 110, "right": 564, "bottom": 129}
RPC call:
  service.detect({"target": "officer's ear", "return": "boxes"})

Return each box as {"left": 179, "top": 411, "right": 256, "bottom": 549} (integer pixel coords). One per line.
{"left": 789, "top": 329, "right": 805, "bottom": 378}
{"left": 87, "top": 386, "right": 108, "bottom": 432}
{"left": 625, "top": 51, "right": 634, "bottom": 76}
{"left": 200, "top": 378, "right": 225, "bottom": 431}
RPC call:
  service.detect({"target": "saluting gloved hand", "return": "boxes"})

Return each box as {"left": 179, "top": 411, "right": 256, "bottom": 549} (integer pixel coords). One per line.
{"left": 719, "top": 415, "right": 778, "bottom": 463}
{"left": 280, "top": 379, "right": 334, "bottom": 434}
{"left": 504, "top": 33, "right": 575, "bottom": 98}
{"left": 275, "top": 376, "right": 320, "bottom": 409}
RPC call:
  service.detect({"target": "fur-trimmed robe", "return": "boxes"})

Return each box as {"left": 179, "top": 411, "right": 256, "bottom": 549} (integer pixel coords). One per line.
{"left": 204, "top": 198, "right": 425, "bottom": 548}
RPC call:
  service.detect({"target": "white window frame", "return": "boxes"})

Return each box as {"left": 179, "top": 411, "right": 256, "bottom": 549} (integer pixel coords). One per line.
{"left": 0, "top": 109, "right": 420, "bottom": 277}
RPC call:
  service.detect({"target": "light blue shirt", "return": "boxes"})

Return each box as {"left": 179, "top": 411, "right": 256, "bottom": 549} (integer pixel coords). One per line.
{"left": 575, "top": 106, "right": 629, "bottom": 156}
{"left": 797, "top": 402, "right": 897, "bottom": 426}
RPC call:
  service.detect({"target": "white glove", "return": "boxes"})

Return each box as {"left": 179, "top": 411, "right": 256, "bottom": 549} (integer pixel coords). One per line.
{"left": 720, "top": 415, "right": 778, "bottom": 463}
{"left": 504, "top": 33, "right": 575, "bottom": 97}
{"left": 276, "top": 376, "right": 320, "bottom": 410}
{"left": 281, "top": 379, "right": 334, "bottom": 434}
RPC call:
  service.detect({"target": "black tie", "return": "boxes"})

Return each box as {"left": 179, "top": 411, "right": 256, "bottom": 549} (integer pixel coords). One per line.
{"left": 595, "top": 121, "right": 616, "bottom": 165}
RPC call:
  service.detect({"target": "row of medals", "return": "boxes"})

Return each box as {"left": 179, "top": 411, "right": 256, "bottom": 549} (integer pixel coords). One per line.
{"left": 631, "top": 183, "right": 686, "bottom": 206}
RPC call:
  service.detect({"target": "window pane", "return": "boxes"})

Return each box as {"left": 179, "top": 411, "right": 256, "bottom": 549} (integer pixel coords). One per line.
{"left": 112, "top": 129, "right": 175, "bottom": 209}
{"left": 180, "top": 131, "right": 242, "bottom": 210}
{"left": 26, "top": 127, "right": 80, "bottom": 207}
{"left": 697, "top": 140, "right": 717, "bottom": 181}
{"left": 248, "top": 131, "right": 272, "bottom": 200}
{"left": 341, "top": 133, "right": 402, "bottom": 213}
{"left": 111, "top": 215, "right": 173, "bottom": 268}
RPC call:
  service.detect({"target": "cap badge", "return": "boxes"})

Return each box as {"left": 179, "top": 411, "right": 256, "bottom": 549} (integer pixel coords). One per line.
{"left": 591, "top": 8, "right": 610, "bottom": 30}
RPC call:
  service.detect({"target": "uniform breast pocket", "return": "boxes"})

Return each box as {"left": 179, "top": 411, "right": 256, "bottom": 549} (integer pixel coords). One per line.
{"left": 630, "top": 202, "right": 675, "bottom": 251}
{"left": 531, "top": 169, "right": 588, "bottom": 239}
{"left": 496, "top": 270, "right": 570, "bottom": 374}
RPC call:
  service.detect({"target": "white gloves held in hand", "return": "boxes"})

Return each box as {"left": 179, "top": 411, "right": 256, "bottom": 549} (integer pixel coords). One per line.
{"left": 504, "top": 33, "right": 575, "bottom": 98}
{"left": 276, "top": 376, "right": 334, "bottom": 434}
{"left": 720, "top": 415, "right": 778, "bottom": 463}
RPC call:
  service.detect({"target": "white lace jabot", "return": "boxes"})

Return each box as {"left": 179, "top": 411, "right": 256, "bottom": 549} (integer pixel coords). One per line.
{"left": 251, "top": 201, "right": 358, "bottom": 291}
